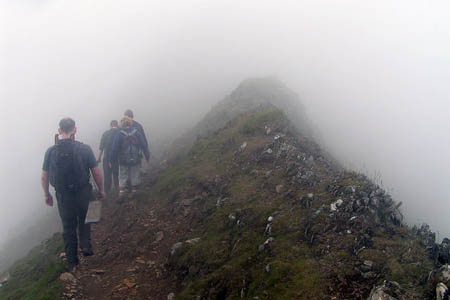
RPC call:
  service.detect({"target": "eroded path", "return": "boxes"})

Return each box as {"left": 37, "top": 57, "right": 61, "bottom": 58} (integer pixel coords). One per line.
{"left": 62, "top": 173, "right": 193, "bottom": 300}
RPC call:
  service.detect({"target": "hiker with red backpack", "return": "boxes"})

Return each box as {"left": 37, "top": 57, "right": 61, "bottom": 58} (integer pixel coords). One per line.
{"left": 109, "top": 117, "right": 150, "bottom": 196}
{"left": 41, "top": 118, "right": 105, "bottom": 271}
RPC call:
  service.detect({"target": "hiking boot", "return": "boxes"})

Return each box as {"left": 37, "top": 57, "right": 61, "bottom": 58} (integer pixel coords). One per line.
{"left": 82, "top": 248, "right": 94, "bottom": 257}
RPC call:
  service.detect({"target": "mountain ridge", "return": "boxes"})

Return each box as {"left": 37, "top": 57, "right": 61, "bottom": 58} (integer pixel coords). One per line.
{"left": 1, "top": 78, "right": 450, "bottom": 300}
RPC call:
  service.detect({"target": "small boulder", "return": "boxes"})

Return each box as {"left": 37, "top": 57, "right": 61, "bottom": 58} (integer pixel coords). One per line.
{"left": 154, "top": 231, "right": 164, "bottom": 243}
{"left": 123, "top": 279, "right": 136, "bottom": 289}
{"left": 275, "top": 185, "right": 284, "bottom": 194}
{"left": 367, "top": 281, "right": 403, "bottom": 300}
{"left": 330, "top": 199, "right": 343, "bottom": 211}
{"left": 186, "top": 237, "right": 201, "bottom": 245}
{"left": 59, "top": 272, "right": 76, "bottom": 283}
{"left": 436, "top": 283, "right": 448, "bottom": 300}
{"left": 264, "top": 237, "right": 275, "bottom": 245}
{"left": 171, "top": 242, "right": 183, "bottom": 255}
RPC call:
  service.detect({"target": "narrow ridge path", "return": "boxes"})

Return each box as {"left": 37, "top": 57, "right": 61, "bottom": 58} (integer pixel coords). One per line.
{"left": 63, "top": 172, "right": 192, "bottom": 300}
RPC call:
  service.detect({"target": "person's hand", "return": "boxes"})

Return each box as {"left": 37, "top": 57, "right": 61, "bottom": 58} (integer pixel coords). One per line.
{"left": 97, "top": 190, "right": 106, "bottom": 200}
{"left": 147, "top": 159, "right": 152, "bottom": 165}
{"left": 97, "top": 157, "right": 102, "bottom": 163}
{"left": 45, "top": 194, "right": 53, "bottom": 207}
{"left": 109, "top": 162, "right": 112, "bottom": 168}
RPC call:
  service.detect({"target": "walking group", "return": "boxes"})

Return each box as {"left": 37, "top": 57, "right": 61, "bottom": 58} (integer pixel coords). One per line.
{"left": 40, "top": 109, "right": 150, "bottom": 271}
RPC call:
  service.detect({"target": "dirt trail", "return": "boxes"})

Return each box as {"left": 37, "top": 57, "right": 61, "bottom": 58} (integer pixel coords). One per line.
{"left": 63, "top": 172, "right": 190, "bottom": 300}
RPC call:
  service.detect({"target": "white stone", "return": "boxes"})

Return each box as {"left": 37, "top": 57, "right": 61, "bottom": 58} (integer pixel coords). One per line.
{"left": 330, "top": 199, "right": 344, "bottom": 211}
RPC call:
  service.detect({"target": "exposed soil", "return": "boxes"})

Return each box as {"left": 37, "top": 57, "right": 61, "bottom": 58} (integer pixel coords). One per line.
{"left": 64, "top": 171, "right": 190, "bottom": 300}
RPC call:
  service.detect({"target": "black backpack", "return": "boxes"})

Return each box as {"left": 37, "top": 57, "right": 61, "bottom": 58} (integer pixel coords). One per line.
{"left": 118, "top": 128, "right": 141, "bottom": 166}
{"left": 49, "top": 139, "right": 87, "bottom": 192}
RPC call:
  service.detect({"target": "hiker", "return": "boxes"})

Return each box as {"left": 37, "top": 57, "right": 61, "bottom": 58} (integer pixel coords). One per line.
{"left": 109, "top": 117, "right": 150, "bottom": 195}
{"left": 41, "top": 118, "right": 105, "bottom": 270}
{"left": 97, "top": 120, "right": 120, "bottom": 194}
{"left": 124, "top": 109, "right": 150, "bottom": 164}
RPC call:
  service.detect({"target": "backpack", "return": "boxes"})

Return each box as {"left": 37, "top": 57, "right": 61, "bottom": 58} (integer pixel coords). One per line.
{"left": 49, "top": 139, "right": 87, "bottom": 192}
{"left": 118, "top": 128, "right": 141, "bottom": 166}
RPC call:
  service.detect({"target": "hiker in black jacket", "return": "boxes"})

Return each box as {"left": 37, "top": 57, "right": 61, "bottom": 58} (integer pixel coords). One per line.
{"left": 41, "top": 118, "right": 105, "bottom": 271}
{"left": 97, "top": 120, "right": 120, "bottom": 194}
{"left": 109, "top": 117, "right": 150, "bottom": 196}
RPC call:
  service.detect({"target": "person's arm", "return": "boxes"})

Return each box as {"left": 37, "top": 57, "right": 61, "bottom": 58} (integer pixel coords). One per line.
{"left": 138, "top": 132, "right": 151, "bottom": 163}
{"left": 91, "top": 167, "right": 105, "bottom": 199}
{"left": 41, "top": 171, "right": 53, "bottom": 206}
{"left": 41, "top": 148, "right": 54, "bottom": 206}
{"left": 98, "top": 131, "right": 106, "bottom": 163}
{"left": 85, "top": 145, "right": 106, "bottom": 199}
{"left": 136, "top": 121, "right": 149, "bottom": 151}
{"left": 97, "top": 150, "right": 103, "bottom": 163}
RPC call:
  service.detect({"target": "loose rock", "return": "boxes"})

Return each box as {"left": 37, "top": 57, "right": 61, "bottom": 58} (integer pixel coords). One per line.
{"left": 59, "top": 272, "right": 76, "bottom": 283}
{"left": 275, "top": 185, "right": 284, "bottom": 194}
{"left": 330, "top": 199, "right": 343, "bottom": 211}
{"left": 171, "top": 242, "right": 183, "bottom": 255}
{"left": 154, "top": 231, "right": 164, "bottom": 243}
{"left": 186, "top": 237, "right": 201, "bottom": 245}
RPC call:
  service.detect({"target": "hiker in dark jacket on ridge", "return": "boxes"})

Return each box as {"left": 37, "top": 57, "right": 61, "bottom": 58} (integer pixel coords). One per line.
{"left": 109, "top": 117, "right": 150, "bottom": 196}
{"left": 97, "top": 120, "right": 120, "bottom": 194}
{"left": 124, "top": 109, "right": 150, "bottom": 160}
{"left": 41, "top": 118, "right": 105, "bottom": 271}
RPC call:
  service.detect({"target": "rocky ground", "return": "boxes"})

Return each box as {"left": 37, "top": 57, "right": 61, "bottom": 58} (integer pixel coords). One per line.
{"left": 56, "top": 108, "right": 450, "bottom": 299}
{"left": 3, "top": 78, "right": 450, "bottom": 300}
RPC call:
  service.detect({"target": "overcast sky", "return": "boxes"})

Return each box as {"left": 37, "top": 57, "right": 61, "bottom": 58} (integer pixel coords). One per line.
{"left": 1, "top": 0, "right": 450, "bottom": 250}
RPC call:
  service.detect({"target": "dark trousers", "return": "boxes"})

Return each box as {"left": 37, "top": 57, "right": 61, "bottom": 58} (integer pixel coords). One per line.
{"left": 103, "top": 159, "right": 119, "bottom": 193}
{"left": 56, "top": 184, "right": 93, "bottom": 266}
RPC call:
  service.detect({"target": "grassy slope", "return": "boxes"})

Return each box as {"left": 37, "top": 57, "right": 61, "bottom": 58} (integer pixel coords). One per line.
{"left": 0, "top": 109, "right": 435, "bottom": 300}
{"left": 0, "top": 233, "right": 65, "bottom": 300}
{"left": 150, "top": 109, "right": 434, "bottom": 299}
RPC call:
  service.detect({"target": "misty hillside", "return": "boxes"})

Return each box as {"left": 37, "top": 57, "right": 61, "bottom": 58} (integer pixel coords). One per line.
{"left": 2, "top": 79, "right": 450, "bottom": 300}
{"left": 171, "top": 78, "right": 313, "bottom": 153}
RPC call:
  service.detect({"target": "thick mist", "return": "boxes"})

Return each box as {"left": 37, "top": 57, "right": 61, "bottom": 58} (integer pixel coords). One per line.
{"left": 1, "top": 0, "right": 450, "bottom": 267}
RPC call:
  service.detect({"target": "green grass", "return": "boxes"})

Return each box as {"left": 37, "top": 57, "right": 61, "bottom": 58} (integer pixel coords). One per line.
{"left": 149, "top": 108, "right": 435, "bottom": 299}
{"left": 0, "top": 233, "right": 65, "bottom": 300}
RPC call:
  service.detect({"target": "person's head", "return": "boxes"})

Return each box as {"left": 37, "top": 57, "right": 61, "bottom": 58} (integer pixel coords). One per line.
{"left": 110, "top": 120, "right": 119, "bottom": 128}
{"left": 120, "top": 117, "right": 132, "bottom": 128}
{"left": 58, "top": 118, "right": 77, "bottom": 137}
{"left": 124, "top": 109, "right": 134, "bottom": 119}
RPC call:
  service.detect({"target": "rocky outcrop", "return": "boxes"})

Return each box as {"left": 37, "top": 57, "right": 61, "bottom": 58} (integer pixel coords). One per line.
{"left": 170, "top": 77, "right": 314, "bottom": 153}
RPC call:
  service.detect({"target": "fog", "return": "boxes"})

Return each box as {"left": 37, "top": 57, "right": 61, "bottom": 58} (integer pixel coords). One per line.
{"left": 1, "top": 0, "right": 450, "bottom": 266}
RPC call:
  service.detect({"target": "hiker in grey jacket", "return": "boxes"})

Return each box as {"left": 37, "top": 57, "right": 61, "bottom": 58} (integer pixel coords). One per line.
{"left": 124, "top": 109, "right": 150, "bottom": 159}
{"left": 109, "top": 117, "right": 150, "bottom": 195}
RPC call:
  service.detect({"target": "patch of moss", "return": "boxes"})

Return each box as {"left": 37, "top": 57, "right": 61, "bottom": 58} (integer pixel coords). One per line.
{"left": 239, "top": 110, "right": 286, "bottom": 136}
{"left": 0, "top": 233, "right": 65, "bottom": 300}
